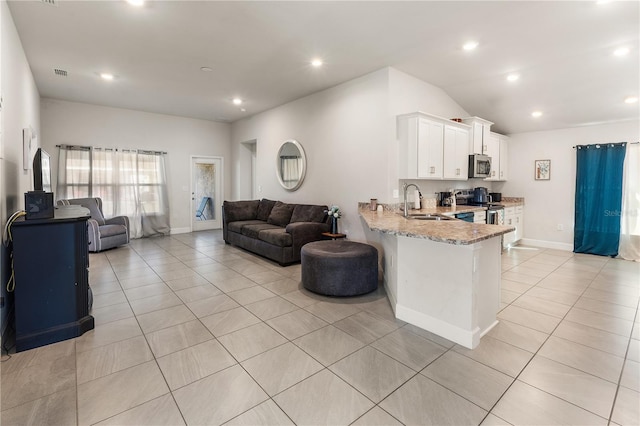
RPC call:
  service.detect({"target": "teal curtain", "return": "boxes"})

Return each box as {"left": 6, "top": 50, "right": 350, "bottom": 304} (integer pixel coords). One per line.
{"left": 574, "top": 143, "right": 626, "bottom": 256}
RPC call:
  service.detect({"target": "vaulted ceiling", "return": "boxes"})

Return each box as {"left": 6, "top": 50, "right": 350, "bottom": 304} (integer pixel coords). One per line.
{"left": 8, "top": 1, "right": 639, "bottom": 134}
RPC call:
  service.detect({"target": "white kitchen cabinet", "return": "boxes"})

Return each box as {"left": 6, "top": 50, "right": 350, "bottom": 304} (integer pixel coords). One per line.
{"left": 462, "top": 117, "right": 493, "bottom": 155}
{"left": 485, "top": 132, "right": 509, "bottom": 181}
{"left": 484, "top": 133, "right": 500, "bottom": 181}
{"left": 503, "top": 205, "right": 524, "bottom": 248}
{"left": 514, "top": 205, "right": 523, "bottom": 241}
{"left": 443, "top": 125, "right": 470, "bottom": 180}
{"left": 498, "top": 136, "right": 509, "bottom": 180}
{"left": 473, "top": 210, "right": 486, "bottom": 224}
{"left": 398, "top": 112, "right": 469, "bottom": 180}
{"left": 418, "top": 118, "right": 444, "bottom": 179}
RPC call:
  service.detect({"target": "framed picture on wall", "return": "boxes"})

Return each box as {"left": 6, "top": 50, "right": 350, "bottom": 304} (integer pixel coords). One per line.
{"left": 535, "top": 159, "right": 551, "bottom": 180}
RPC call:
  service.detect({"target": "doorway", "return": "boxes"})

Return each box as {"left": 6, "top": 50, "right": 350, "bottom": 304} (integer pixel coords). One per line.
{"left": 191, "top": 156, "right": 223, "bottom": 231}
{"left": 240, "top": 140, "right": 257, "bottom": 199}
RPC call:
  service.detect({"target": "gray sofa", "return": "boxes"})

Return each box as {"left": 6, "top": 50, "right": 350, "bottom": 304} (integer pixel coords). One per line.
{"left": 223, "top": 199, "right": 331, "bottom": 265}
{"left": 57, "top": 197, "right": 130, "bottom": 252}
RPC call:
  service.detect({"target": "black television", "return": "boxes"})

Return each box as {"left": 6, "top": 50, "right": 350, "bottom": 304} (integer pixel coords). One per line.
{"left": 33, "top": 148, "right": 52, "bottom": 193}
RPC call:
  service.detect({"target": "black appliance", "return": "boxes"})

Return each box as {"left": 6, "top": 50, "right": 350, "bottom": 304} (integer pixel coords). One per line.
{"left": 25, "top": 191, "right": 54, "bottom": 220}
{"left": 438, "top": 192, "right": 452, "bottom": 207}
{"left": 472, "top": 187, "right": 490, "bottom": 204}
{"left": 490, "top": 192, "right": 502, "bottom": 202}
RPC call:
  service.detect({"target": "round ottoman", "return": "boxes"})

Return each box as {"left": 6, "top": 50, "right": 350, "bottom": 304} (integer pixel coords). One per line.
{"left": 301, "top": 240, "right": 378, "bottom": 296}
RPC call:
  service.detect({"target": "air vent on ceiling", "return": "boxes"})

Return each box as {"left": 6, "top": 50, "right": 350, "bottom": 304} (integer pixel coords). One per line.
{"left": 54, "top": 68, "right": 68, "bottom": 77}
{"left": 40, "top": 0, "right": 58, "bottom": 6}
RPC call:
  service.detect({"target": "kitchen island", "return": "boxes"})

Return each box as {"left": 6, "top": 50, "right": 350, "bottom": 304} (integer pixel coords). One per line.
{"left": 359, "top": 205, "right": 514, "bottom": 349}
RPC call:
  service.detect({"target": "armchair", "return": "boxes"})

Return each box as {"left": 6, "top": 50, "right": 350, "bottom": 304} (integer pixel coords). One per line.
{"left": 57, "top": 198, "right": 130, "bottom": 252}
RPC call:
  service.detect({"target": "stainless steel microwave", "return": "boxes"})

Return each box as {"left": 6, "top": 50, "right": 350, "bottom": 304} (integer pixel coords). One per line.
{"left": 468, "top": 154, "right": 492, "bottom": 178}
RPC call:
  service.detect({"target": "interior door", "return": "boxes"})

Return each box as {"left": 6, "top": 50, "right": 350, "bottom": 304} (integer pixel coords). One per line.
{"left": 191, "top": 156, "right": 223, "bottom": 231}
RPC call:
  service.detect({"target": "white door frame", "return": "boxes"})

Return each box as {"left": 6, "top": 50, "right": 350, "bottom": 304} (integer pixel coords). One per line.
{"left": 190, "top": 155, "right": 224, "bottom": 232}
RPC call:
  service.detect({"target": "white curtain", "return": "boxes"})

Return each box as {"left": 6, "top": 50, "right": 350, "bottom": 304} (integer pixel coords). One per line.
{"left": 137, "top": 152, "right": 170, "bottom": 237}
{"left": 281, "top": 156, "right": 301, "bottom": 186}
{"left": 57, "top": 146, "right": 170, "bottom": 239}
{"left": 56, "top": 146, "right": 91, "bottom": 199}
{"left": 619, "top": 142, "right": 640, "bottom": 261}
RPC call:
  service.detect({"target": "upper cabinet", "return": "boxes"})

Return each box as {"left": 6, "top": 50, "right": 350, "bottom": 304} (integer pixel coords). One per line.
{"left": 485, "top": 132, "right": 509, "bottom": 181}
{"left": 443, "top": 125, "right": 470, "bottom": 180}
{"left": 462, "top": 117, "right": 493, "bottom": 155}
{"left": 398, "top": 112, "right": 469, "bottom": 180}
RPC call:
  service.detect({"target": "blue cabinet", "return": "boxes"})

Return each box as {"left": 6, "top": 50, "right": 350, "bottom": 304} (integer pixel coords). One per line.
{"left": 12, "top": 216, "right": 94, "bottom": 352}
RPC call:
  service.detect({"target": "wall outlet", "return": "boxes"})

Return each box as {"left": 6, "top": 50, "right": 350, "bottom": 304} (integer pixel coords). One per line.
{"left": 557, "top": 224, "right": 564, "bottom": 231}
{"left": 392, "top": 189, "right": 399, "bottom": 199}
{"left": 258, "top": 185, "right": 263, "bottom": 193}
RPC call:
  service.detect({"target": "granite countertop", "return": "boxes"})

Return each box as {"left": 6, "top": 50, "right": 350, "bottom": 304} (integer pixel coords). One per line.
{"left": 359, "top": 206, "right": 515, "bottom": 245}
{"left": 500, "top": 197, "right": 525, "bottom": 208}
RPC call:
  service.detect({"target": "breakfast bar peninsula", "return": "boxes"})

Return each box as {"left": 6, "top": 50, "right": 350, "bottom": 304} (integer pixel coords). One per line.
{"left": 359, "top": 205, "right": 514, "bottom": 349}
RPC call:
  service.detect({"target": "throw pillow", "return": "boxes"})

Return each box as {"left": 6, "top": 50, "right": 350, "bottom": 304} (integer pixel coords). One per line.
{"left": 267, "top": 201, "right": 295, "bottom": 227}
{"left": 290, "top": 205, "right": 328, "bottom": 223}
{"left": 256, "top": 198, "right": 277, "bottom": 221}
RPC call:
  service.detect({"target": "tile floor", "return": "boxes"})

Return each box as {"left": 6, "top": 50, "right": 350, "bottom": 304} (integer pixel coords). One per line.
{"left": 1, "top": 230, "right": 638, "bottom": 425}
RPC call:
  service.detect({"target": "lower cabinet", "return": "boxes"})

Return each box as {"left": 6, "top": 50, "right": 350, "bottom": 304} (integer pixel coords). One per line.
{"left": 503, "top": 205, "right": 524, "bottom": 248}
{"left": 12, "top": 216, "right": 94, "bottom": 352}
{"left": 474, "top": 211, "right": 486, "bottom": 224}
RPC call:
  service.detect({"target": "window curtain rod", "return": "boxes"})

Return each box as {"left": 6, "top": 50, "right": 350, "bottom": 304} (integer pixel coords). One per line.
{"left": 56, "top": 144, "right": 91, "bottom": 151}
{"left": 56, "top": 144, "right": 167, "bottom": 154}
{"left": 572, "top": 141, "right": 638, "bottom": 149}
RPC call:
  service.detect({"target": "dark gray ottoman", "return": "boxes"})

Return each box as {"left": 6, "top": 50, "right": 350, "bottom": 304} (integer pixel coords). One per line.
{"left": 301, "top": 240, "right": 378, "bottom": 296}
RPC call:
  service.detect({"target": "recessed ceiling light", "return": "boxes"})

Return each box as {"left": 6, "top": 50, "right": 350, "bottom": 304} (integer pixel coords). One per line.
{"left": 200, "top": 67, "right": 213, "bottom": 72}
{"left": 531, "top": 111, "right": 543, "bottom": 118}
{"left": 240, "top": 108, "right": 246, "bottom": 112}
{"left": 506, "top": 73, "right": 520, "bottom": 82}
{"left": 126, "top": 0, "right": 144, "bottom": 6}
{"left": 311, "top": 59, "right": 323, "bottom": 67}
{"left": 232, "top": 98, "right": 243, "bottom": 105}
{"left": 613, "top": 47, "right": 630, "bottom": 56}
{"left": 624, "top": 96, "right": 638, "bottom": 104}
{"left": 100, "top": 73, "right": 114, "bottom": 81}
{"left": 463, "top": 41, "right": 479, "bottom": 51}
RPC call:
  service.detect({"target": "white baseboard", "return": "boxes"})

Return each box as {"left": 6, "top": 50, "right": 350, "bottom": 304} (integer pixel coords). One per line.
{"left": 395, "top": 304, "right": 481, "bottom": 349}
{"left": 170, "top": 227, "right": 191, "bottom": 235}
{"left": 520, "top": 238, "right": 573, "bottom": 251}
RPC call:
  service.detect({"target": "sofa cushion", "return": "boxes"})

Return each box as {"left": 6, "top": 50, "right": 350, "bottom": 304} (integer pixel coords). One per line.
{"left": 291, "top": 204, "right": 328, "bottom": 223}
{"left": 267, "top": 201, "right": 295, "bottom": 227}
{"left": 242, "top": 223, "right": 282, "bottom": 239}
{"left": 227, "top": 220, "right": 265, "bottom": 234}
{"left": 99, "top": 224, "right": 127, "bottom": 238}
{"left": 258, "top": 228, "right": 293, "bottom": 247}
{"left": 256, "top": 199, "right": 277, "bottom": 221}
{"left": 223, "top": 200, "right": 260, "bottom": 222}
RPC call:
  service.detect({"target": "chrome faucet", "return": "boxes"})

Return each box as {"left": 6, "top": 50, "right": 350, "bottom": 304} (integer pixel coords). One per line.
{"left": 402, "top": 183, "right": 421, "bottom": 218}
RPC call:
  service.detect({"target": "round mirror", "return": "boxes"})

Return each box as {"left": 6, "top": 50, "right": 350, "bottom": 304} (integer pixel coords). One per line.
{"left": 276, "top": 140, "right": 306, "bottom": 191}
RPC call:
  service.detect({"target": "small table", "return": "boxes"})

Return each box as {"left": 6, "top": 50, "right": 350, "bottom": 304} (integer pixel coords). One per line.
{"left": 322, "top": 232, "right": 347, "bottom": 240}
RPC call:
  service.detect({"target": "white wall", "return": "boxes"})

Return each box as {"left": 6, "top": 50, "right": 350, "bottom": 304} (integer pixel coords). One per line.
{"left": 497, "top": 120, "right": 640, "bottom": 249}
{"left": 1, "top": 1, "right": 41, "bottom": 217}
{"left": 1, "top": 1, "right": 42, "bottom": 335}
{"left": 230, "top": 67, "right": 474, "bottom": 242}
{"left": 40, "top": 99, "right": 231, "bottom": 233}
{"left": 231, "top": 68, "right": 390, "bottom": 242}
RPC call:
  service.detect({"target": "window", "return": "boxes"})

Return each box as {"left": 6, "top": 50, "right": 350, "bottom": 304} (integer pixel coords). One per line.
{"left": 57, "top": 145, "right": 170, "bottom": 238}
